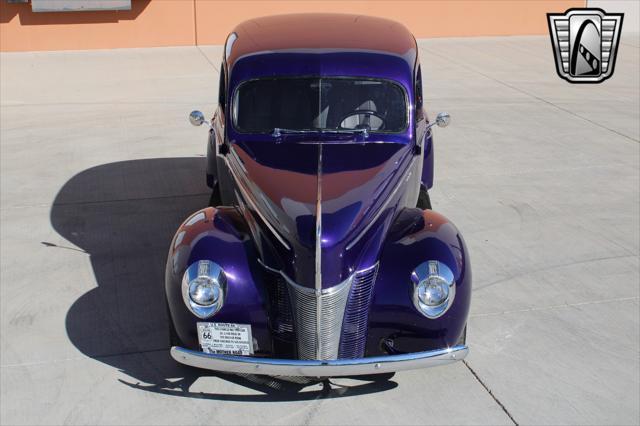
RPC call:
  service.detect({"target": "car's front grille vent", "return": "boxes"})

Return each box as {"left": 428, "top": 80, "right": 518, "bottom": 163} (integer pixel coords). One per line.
{"left": 273, "top": 277, "right": 295, "bottom": 340}
{"left": 338, "top": 264, "right": 379, "bottom": 359}
{"left": 264, "top": 264, "right": 377, "bottom": 360}
{"left": 287, "top": 278, "right": 351, "bottom": 360}
{"left": 266, "top": 274, "right": 295, "bottom": 344}
{"left": 287, "top": 284, "right": 317, "bottom": 360}
{"left": 318, "top": 282, "right": 352, "bottom": 360}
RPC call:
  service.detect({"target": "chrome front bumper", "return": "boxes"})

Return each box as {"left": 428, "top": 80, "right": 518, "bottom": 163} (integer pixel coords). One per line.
{"left": 171, "top": 345, "right": 468, "bottom": 377}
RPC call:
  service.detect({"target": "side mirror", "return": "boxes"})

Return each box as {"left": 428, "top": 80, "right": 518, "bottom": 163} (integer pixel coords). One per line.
{"left": 436, "top": 112, "right": 451, "bottom": 128}
{"left": 426, "top": 112, "right": 451, "bottom": 132}
{"left": 189, "top": 110, "right": 208, "bottom": 127}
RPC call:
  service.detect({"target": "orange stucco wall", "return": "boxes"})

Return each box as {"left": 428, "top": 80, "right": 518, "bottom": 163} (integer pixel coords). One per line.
{"left": 0, "top": 0, "right": 195, "bottom": 51}
{"left": 1, "top": 0, "right": 585, "bottom": 52}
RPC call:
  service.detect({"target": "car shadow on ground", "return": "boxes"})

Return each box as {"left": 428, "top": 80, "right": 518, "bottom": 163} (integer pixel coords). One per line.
{"left": 50, "top": 157, "right": 397, "bottom": 401}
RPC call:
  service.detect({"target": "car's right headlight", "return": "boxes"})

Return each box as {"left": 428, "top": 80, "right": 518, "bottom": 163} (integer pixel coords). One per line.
{"left": 411, "top": 260, "right": 456, "bottom": 319}
{"left": 181, "top": 260, "right": 227, "bottom": 319}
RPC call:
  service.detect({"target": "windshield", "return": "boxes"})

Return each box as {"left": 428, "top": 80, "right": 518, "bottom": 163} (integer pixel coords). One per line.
{"left": 233, "top": 77, "right": 407, "bottom": 134}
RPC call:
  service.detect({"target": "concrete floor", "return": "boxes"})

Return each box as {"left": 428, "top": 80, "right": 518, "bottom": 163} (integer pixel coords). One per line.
{"left": 1, "top": 34, "right": 639, "bottom": 425}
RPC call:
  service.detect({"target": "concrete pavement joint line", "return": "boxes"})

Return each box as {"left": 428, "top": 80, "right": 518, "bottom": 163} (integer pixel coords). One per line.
{"left": 472, "top": 296, "right": 640, "bottom": 318}
{"left": 51, "top": 192, "right": 212, "bottom": 207}
{"left": 0, "top": 347, "right": 168, "bottom": 369}
{"left": 463, "top": 360, "right": 518, "bottom": 426}
{"left": 476, "top": 254, "right": 639, "bottom": 292}
{"left": 0, "top": 192, "right": 211, "bottom": 211}
{"left": 0, "top": 356, "right": 87, "bottom": 368}
{"left": 300, "top": 392, "right": 326, "bottom": 426}
{"left": 1, "top": 101, "right": 210, "bottom": 107}
{"left": 418, "top": 46, "right": 639, "bottom": 144}
{"left": 196, "top": 46, "right": 219, "bottom": 73}
{"left": 54, "top": 192, "right": 209, "bottom": 209}
{"left": 620, "top": 41, "right": 640, "bottom": 48}
{"left": 0, "top": 202, "right": 51, "bottom": 211}
{"left": 435, "top": 163, "right": 632, "bottom": 182}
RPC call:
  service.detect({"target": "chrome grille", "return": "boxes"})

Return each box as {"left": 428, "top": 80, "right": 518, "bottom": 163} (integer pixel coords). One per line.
{"left": 287, "top": 283, "right": 317, "bottom": 360}
{"left": 267, "top": 276, "right": 295, "bottom": 342}
{"left": 287, "top": 277, "right": 352, "bottom": 360}
{"left": 339, "top": 264, "right": 379, "bottom": 359}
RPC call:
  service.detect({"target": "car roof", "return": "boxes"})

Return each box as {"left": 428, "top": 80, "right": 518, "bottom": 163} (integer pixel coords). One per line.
{"left": 226, "top": 13, "right": 417, "bottom": 68}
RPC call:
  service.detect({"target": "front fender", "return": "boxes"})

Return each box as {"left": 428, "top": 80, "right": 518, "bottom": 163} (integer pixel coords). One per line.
{"left": 367, "top": 208, "right": 471, "bottom": 355}
{"left": 165, "top": 207, "right": 270, "bottom": 352}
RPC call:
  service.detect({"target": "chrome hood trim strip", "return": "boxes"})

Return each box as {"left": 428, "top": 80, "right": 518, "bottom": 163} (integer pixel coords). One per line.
{"left": 314, "top": 143, "right": 323, "bottom": 359}
{"left": 225, "top": 149, "right": 292, "bottom": 251}
{"left": 345, "top": 156, "right": 416, "bottom": 251}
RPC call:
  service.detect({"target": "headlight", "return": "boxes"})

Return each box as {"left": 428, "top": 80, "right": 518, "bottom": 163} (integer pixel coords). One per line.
{"left": 411, "top": 260, "right": 455, "bottom": 319}
{"left": 189, "top": 276, "right": 220, "bottom": 306}
{"left": 182, "top": 260, "right": 227, "bottom": 319}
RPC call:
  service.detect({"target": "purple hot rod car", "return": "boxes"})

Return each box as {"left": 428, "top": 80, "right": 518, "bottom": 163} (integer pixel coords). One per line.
{"left": 166, "top": 13, "right": 470, "bottom": 377}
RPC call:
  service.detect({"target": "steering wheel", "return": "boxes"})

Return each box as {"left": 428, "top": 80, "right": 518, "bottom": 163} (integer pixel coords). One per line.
{"left": 337, "top": 109, "right": 386, "bottom": 131}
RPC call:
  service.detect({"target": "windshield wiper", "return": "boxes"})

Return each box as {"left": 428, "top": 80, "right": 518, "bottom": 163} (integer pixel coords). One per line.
{"left": 320, "top": 128, "right": 369, "bottom": 139}
{"left": 271, "top": 128, "right": 315, "bottom": 137}
{"left": 271, "top": 127, "right": 369, "bottom": 139}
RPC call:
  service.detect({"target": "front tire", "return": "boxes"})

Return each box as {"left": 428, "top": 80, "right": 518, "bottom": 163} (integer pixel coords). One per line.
{"left": 208, "top": 183, "right": 222, "bottom": 207}
{"left": 166, "top": 299, "right": 183, "bottom": 348}
{"left": 457, "top": 325, "right": 467, "bottom": 346}
{"left": 417, "top": 184, "right": 432, "bottom": 210}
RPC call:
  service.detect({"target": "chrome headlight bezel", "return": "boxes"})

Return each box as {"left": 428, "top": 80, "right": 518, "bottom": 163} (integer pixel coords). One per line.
{"left": 181, "top": 260, "right": 227, "bottom": 319}
{"left": 411, "top": 260, "right": 456, "bottom": 319}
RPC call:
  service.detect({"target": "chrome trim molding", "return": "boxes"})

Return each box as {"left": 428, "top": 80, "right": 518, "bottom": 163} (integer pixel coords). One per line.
{"left": 345, "top": 156, "right": 415, "bottom": 251}
{"left": 171, "top": 345, "right": 469, "bottom": 377}
{"left": 314, "top": 143, "right": 323, "bottom": 359}
{"left": 224, "top": 32, "right": 238, "bottom": 61}
{"left": 225, "top": 151, "right": 291, "bottom": 250}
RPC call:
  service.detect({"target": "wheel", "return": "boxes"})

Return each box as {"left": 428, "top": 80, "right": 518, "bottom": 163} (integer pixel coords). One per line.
{"left": 208, "top": 183, "right": 222, "bottom": 207}
{"left": 206, "top": 131, "right": 218, "bottom": 189}
{"left": 206, "top": 173, "right": 216, "bottom": 189}
{"left": 417, "top": 184, "right": 432, "bottom": 210}
{"left": 456, "top": 324, "right": 467, "bottom": 346}
{"left": 216, "top": 157, "right": 239, "bottom": 206}
{"left": 166, "top": 298, "right": 183, "bottom": 348}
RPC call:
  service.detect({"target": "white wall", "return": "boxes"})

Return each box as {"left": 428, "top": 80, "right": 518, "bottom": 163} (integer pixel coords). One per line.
{"left": 588, "top": 0, "right": 639, "bottom": 33}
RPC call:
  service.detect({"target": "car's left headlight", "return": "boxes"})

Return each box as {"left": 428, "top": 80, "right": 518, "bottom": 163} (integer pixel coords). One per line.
{"left": 411, "top": 260, "right": 455, "bottom": 319}
{"left": 182, "top": 260, "right": 227, "bottom": 319}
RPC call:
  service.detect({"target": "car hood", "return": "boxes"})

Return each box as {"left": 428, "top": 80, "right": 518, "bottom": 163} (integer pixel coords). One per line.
{"left": 227, "top": 138, "right": 413, "bottom": 288}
